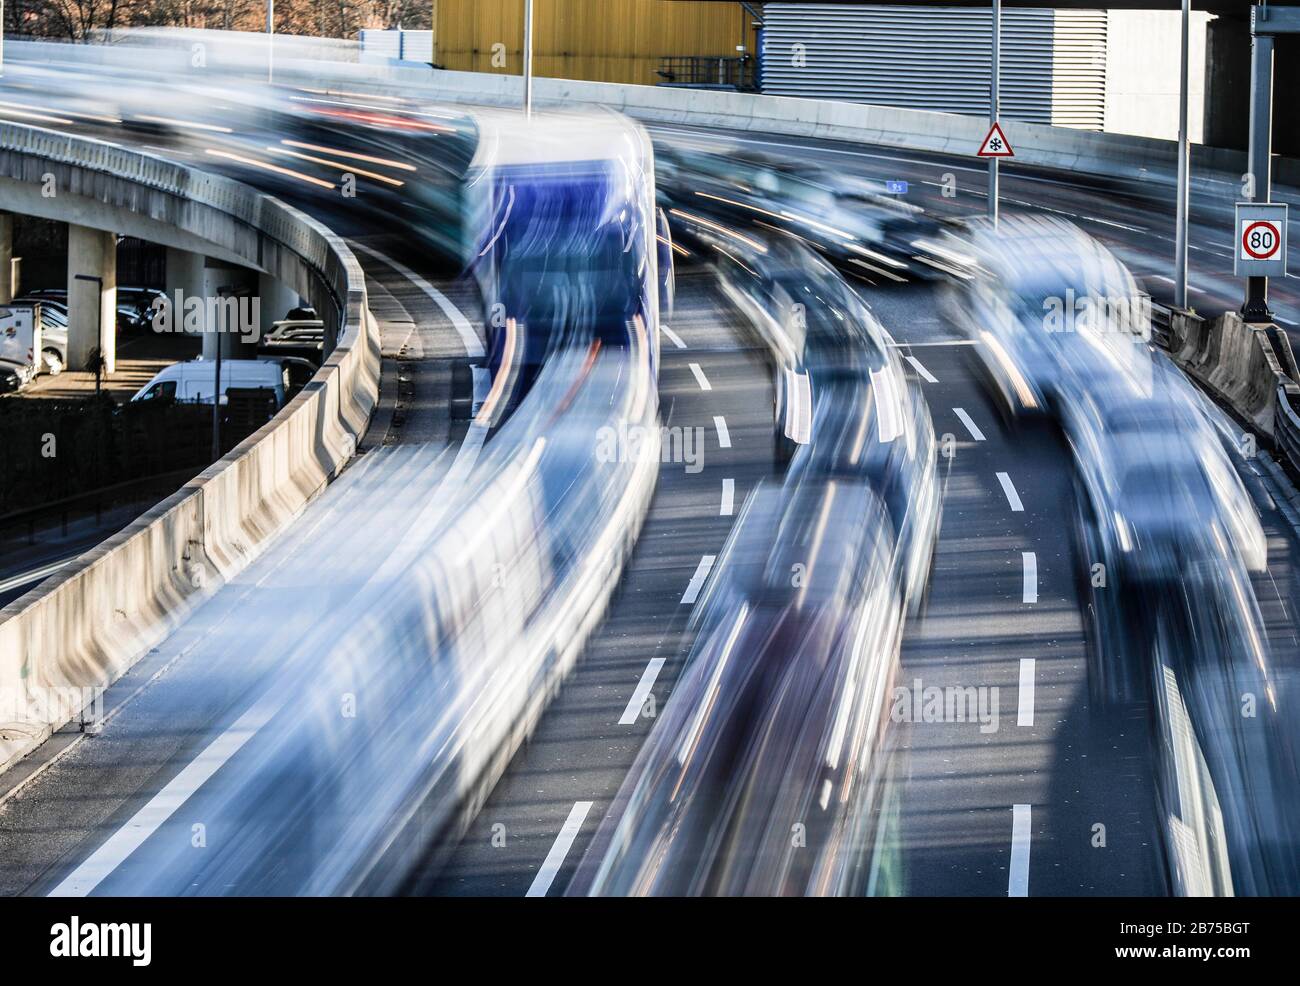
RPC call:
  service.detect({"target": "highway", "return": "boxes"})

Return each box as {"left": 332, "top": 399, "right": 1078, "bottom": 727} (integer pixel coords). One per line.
{"left": 0, "top": 39, "right": 1298, "bottom": 898}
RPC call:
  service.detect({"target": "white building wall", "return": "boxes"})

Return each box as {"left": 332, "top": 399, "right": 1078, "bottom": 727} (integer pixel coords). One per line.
{"left": 1104, "top": 10, "right": 1211, "bottom": 143}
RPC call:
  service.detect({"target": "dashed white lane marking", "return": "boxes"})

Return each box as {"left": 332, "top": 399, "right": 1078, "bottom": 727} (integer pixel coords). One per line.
{"left": 904, "top": 355, "right": 939, "bottom": 383}
{"left": 689, "top": 362, "right": 713, "bottom": 391}
{"left": 681, "top": 554, "right": 717, "bottom": 605}
{"left": 350, "top": 241, "right": 484, "bottom": 359}
{"left": 720, "top": 478, "right": 735, "bottom": 517}
{"left": 1021, "top": 551, "right": 1038, "bottom": 603}
{"left": 48, "top": 701, "right": 278, "bottom": 897}
{"left": 525, "top": 801, "right": 593, "bottom": 897}
{"left": 1009, "top": 804, "right": 1032, "bottom": 897}
{"left": 661, "top": 323, "right": 687, "bottom": 349}
{"left": 713, "top": 416, "right": 732, "bottom": 449}
{"left": 953, "top": 408, "right": 986, "bottom": 442}
{"left": 1017, "top": 658, "right": 1037, "bottom": 727}
{"left": 618, "top": 658, "right": 667, "bottom": 725}
{"left": 996, "top": 472, "right": 1025, "bottom": 512}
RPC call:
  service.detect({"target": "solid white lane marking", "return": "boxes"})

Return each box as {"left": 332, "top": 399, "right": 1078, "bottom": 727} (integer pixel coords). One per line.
{"left": 713, "top": 416, "right": 731, "bottom": 449}
{"left": 720, "top": 478, "right": 735, "bottom": 516}
{"left": 996, "top": 472, "right": 1024, "bottom": 512}
{"left": 661, "top": 323, "right": 687, "bottom": 349}
{"left": 905, "top": 355, "right": 938, "bottom": 383}
{"left": 689, "top": 362, "right": 712, "bottom": 391}
{"left": 525, "top": 801, "right": 593, "bottom": 897}
{"left": 889, "top": 338, "right": 978, "bottom": 348}
{"left": 48, "top": 702, "right": 277, "bottom": 897}
{"left": 1021, "top": 551, "right": 1038, "bottom": 603}
{"left": 618, "top": 658, "right": 667, "bottom": 725}
{"left": 1017, "top": 658, "right": 1036, "bottom": 727}
{"left": 1009, "top": 804, "right": 1032, "bottom": 897}
{"left": 350, "top": 242, "right": 484, "bottom": 358}
{"left": 953, "top": 408, "right": 986, "bottom": 441}
{"left": 681, "top": 554, "right": 717, "bottom": 605}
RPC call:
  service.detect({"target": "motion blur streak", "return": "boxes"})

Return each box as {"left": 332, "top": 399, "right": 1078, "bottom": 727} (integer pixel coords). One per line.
{"left": 572, "top": 229, "right": 940, "bottom": 896}
{"left": 948, "top": 215, "right": 1300, "bottom": 895}
{"left": 38, "top": 111, "right": 663, "bottom": 895}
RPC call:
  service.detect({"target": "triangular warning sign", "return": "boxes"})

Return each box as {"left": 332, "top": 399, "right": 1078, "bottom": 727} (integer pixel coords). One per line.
{"left": 978, "top": 122, "right": 1014, "bottom": 158}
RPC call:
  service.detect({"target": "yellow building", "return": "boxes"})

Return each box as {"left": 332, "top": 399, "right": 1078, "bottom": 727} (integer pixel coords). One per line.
{"left": 431, "top": 0, "right": 757, "bottom": 88}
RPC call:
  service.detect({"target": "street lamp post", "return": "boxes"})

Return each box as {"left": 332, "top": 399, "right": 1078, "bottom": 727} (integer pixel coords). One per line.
{"left": 1174, "top": 0, "right": 1190, "bottom": 310}
{"left": 267, "top": 0, "right": 275, "bottom": 84}
{"left": 988, "top": 0, "right": 1000, "bottom": 226}
{"left": 523, "top": 0, "right": 535, "bottom": 117}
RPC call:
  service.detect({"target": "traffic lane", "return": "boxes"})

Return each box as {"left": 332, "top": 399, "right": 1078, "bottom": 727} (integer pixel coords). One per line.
{"left": 0, "top": 442, "right": 444, "bottom": 895}
{"left": 351, "top": 242, "right": 482, "bottom": 450}
{"left": 0, "top": 261, "right": 471, "bottom": 895}
{"left": 426, "top": 288, "right": 775, "bottom": 896}
{"left": 26, "top": 443, "right": 474, "bottom": 897}
{"left": 866, "top": 283, "right": 1165, "bottom": 896}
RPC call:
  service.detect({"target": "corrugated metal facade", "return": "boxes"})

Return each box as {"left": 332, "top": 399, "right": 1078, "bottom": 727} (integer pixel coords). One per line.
{"left": 760, "top": 4, "right": 1108, "bottom": 131}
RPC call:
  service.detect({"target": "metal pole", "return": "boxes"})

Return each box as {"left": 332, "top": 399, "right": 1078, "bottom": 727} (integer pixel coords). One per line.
{"left": 523, "top": 0, "right": 535, "bottom": 117}
{"left": 267, "top": 0, "right": 274, "bottom": 85}
{"left": 988, "top": 0, "right": 1000, "bottom": 226}
{"left": 1243, "top": 28, "right": 1275, "bottom": 322}
{"left": 211, "top": 330, "right": 222, "bottom": 460}
{"left": 1174, "top": 0, "right": 1190, "bottom": 309}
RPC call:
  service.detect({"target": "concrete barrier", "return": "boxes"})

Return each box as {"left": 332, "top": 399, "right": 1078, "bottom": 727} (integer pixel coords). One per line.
{"left": 0, "top": 130, "right": 378, "bottom": 775}
{"left": 1168, "top": 310, "right": 1289, "bottom": 440}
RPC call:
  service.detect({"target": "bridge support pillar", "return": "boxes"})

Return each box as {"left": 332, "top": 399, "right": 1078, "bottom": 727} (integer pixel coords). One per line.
{"left": 67, "top": 224, "right": 117, "bottom": 374}
{"left": 165, "top": 246, "right": 206, "bottom": 338}
{"left": 258, "top": 270, "right": 300, "bottom": 339}
{"left": 201, "top": 261, "right": 259, "bottom": 361}
{"left": 0, "top": 213, "right": 12, "bottom": 305}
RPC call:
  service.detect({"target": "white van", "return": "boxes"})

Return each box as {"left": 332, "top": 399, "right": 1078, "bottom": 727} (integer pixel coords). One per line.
{"left": 131, "top": 358, "right": 295, "bottom": 406}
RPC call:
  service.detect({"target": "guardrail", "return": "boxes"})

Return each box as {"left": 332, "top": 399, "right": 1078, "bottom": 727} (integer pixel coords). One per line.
{"left": 0, "top": 124, "right": 379, "bottom": 776}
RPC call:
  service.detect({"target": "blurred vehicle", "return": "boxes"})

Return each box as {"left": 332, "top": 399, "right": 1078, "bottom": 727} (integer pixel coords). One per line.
{"left": 1147, "top": 560, "right": 1300, "bottom": 897}
{"left": 942, "top": 215, "right": 1151, "bottom": 420}
{"left": 577, "top": 479, "right": 902, "bottom": 896}
{"left": 655, "top": 141, "right": 958, "bottom": 282}
{"left": 131, "top": 356, "right": 308, "bottom": 407}
{"left": 464, "top": 111, "right": 667, "bottom": 422}
{"left": 712, "top": 232, "right": 939, "bottom": 609}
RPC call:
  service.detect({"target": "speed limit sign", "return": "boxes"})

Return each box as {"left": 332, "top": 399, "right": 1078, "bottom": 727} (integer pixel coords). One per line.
{"left": 1235, "top": 202, "right": 1288, "bottom": 277}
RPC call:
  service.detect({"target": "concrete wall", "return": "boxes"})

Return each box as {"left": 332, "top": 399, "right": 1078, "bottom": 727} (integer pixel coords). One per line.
{"left": 1105, "top": 10, "right": 1210, "bottom": 143}
{"left": 0, "top": 125, "right": 379, "bottom": 776}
